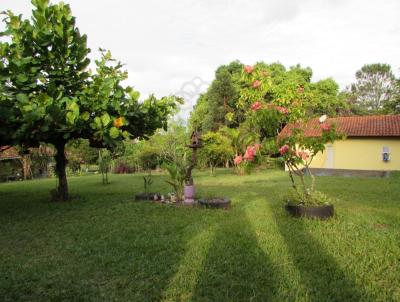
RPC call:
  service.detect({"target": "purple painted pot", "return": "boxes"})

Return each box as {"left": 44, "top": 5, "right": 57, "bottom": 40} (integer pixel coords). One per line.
{"left": 184, "top": 185, "right": 195, "bottom": 199}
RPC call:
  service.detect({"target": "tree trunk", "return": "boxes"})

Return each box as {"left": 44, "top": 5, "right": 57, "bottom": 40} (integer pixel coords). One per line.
{"left": 20, "top": 155, "right": 32, "bottom": 180}
{"left": 54, "top": 143, "right": 69, "bottom": 201}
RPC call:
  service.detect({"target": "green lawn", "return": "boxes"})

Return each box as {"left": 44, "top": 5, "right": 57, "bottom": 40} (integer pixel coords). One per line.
{"left": 0, "top": 170, "right": 399, "bottom": 302}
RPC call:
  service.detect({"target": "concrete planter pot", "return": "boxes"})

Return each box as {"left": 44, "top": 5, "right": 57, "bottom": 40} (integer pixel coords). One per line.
{"left": 135, "top": 192, "right": 159, "bottom": 201}
{"left": 184, "top": 185, "right": 195, "bottom": 199}
{"left": 285, "top": 204, "right": 334, "bottom": 219}
{"left": 184, "top": 185, "right": 195, "bottom": 204}
{"left": 199, "top": 198, "right": 231, "bottom": 209}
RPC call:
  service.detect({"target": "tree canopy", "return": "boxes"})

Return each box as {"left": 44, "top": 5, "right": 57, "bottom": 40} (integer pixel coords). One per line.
{"left": 350, "top": 63, "right": 398, "bottom": 113}
{"left": 189, "top": 61, "right": 347, "bottom": 134}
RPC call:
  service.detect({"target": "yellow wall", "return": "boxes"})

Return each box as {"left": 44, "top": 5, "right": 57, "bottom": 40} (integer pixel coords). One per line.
{"left": 310, "top": 138, "right": 400, "bottom": 171}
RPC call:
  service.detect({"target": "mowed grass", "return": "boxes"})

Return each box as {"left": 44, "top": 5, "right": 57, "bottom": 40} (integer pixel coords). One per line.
{"left": 0, "top": 170, "right": 399, "bottom": 302}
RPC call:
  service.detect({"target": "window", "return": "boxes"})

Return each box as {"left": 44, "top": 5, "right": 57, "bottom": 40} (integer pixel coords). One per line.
{"left": 382, "top": 147, "right": 390, "bottom": 162}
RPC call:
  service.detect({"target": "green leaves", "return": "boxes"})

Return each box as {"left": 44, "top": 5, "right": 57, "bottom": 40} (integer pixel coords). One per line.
{"left": 16, "top": 93, "right": 29, "bottom": 103}
{"left": 81, "top": 111, "right": 90, "bottom": 121}
{"left": 109, "top": 126, "right": 119, "bottom": 139}
{"left": 66, "top": 112, "right": 76, "bottom": 125}
{"left": 101, "top": 113, "right": 111, "bottom": 126}
{"left": 65, "top": 98, "right": 79, "bottom": 125}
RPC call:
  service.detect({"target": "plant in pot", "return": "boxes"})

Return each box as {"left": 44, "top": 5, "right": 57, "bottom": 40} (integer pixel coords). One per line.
{"left": 237, "top": 63, "right": 344, "bottom": 218}
{"left": 278, "top": 117, "right": 343, "bottom": 219}
{"left": 135, "top": 171, "right": 157, "bottom": 201}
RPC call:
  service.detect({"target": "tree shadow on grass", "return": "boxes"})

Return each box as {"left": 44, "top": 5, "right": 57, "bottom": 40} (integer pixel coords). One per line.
{"left": 191, "top": 206, "right": 280, "bottom": 302}
{"left": 0, "top": 201, "right": 221, "bottom": 301}
{"left": 273, "top": 208, "right": 369, "bottom": 302}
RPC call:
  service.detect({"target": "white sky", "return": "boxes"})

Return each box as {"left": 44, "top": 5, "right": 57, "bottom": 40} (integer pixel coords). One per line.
{"left": 2, "top": 0, "right": 400, "bottom": 117}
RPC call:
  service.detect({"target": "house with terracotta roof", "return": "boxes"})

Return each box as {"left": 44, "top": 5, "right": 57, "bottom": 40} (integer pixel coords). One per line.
{"left": 0, "top": 146, "right": 54, "bottom": 181}
{"left": 279, "top": 115, "right": 400, "bottom": 176}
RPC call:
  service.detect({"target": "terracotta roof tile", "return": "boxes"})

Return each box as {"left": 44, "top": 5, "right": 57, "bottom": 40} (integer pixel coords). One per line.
{"left": 0, "top": 146, "right": 20, "bottom": 160}
{"left": 279, "top": 115, "right": 400, "bottom": 138}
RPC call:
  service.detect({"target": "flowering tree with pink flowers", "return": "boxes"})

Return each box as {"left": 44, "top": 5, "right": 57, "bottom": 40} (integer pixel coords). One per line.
{"left": 238, "top": 63, "right": 343, "bottom": 205}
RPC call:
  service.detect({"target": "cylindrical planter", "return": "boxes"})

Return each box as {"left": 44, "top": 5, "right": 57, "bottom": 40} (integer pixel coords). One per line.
{"left": 285, "top": 204, "right": 334, "bottom": 219}
{"left": 184, "top": 185, "right": 195, "bottom": 199}
{"left": 199, "top": 198, "right": 231, "bottom": 209}
{"left": 135, "top": 192, "right": 158, "bottom": 201}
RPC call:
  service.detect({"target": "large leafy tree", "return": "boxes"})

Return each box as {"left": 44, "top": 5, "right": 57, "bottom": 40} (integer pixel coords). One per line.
{"left": 189, "top": 61, "right": 243, "bottom": 132}
{"left": 350, "top": 63, "right": 397, "bottom": 112}
{"left": 0, "top": 0, "right": 179, "bottom": 200}
{"left": 190, "top": 60, "right": 345, "bottom": 134}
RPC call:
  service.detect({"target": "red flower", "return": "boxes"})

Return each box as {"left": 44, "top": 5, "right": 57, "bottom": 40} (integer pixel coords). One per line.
{"left": 234, "top": 155, "right": 243, "bottom": 165}
{"left": 252, "top": 80, "right": 261, "bottom": 89}
{"left": 320, "top": 123, "right": 331, "bottom": 131}
{"left": 279, "top": 144, "right": 290, "bottom": 155}
{"left": 244, "top": 65, "right": 254, "bottom": 74}
{"left": 251, "top": 101, "right": 262, "bottom": 111}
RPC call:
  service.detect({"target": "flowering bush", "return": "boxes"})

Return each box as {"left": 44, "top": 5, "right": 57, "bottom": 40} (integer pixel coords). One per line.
{"left": 238, "top": 63, "right": 343, "bottom": 205}
{"left": 234, "top": 144, "right": 261, "bottom": 175}
{"left": 278, "top": 120, "right": 343, "bottom": 205}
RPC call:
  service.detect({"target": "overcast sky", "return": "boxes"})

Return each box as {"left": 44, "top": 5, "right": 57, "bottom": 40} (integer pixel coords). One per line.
{"left": 2, "top": 0, "right": 400, "bottom": 117}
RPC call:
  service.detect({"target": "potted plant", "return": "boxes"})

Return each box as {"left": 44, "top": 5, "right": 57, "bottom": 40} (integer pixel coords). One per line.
{"left": 135, "top": 172, "right": 159, "bottom": 201}
{"left": 278, "top": 116, "right": 343, "bottom": 219}
{"left": 237, "top": 63, "right": 343, "bottom": 218}
{"left": 198, "top": 197, "right": 231, "bottom": 209}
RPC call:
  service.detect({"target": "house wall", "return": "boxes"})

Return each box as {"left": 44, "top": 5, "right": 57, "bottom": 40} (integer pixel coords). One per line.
{"left": 309, "top": 138, "right": 400, "bottom": 171}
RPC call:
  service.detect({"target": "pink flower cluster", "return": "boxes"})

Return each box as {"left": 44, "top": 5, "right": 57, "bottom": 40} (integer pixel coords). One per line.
{"left": 234, "top": 144, "right": 261, "bottom": 164}
{"left": 234, "top": 155, "right": 243, "bottom": 165}
{"left": 279, "top": 144, "right": 290, "bottom": 155}
{"left": 251, "top": 101, "right": 262, "bottom": 111}
{"left": 252, "top": 80, "right": 261, "bottom": 88}
{"left": 244, "top": 65, "right": 254, "bottom": 74}
{"left": 265, "top": 104, "right": 289, "bottom": 115}
{"left": 320, "top": 123, "right": 331, "bottom": 131}
{"left": 280, "top": 145, "right": 310, "bottom": 161}
{"left": 275, "top": 106, "right": 289, "bottom": 115}
{"left": 297, "top": 150, "right": 309, "bottom": 160}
